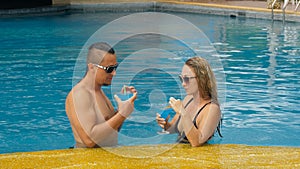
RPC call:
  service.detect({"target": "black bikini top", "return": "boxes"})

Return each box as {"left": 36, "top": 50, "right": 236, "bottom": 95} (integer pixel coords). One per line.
{"left": 176, "top": 98, "right": 219, "bottom": 143}
{"left": 182, "top": 98, "right": 211, "bottom": 129}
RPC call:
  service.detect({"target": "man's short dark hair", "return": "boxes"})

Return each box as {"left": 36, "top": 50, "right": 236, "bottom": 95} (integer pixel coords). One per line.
{"left": 89, "top": 42, "right": 115, "bottom": 54}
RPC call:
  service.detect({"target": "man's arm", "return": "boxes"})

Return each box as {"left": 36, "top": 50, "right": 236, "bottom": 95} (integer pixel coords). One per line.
{"left": 66, "top": 88, "right": 137, "bottom": 147}
{"left": 66, "top": 90, "right": 124, "bottom": 147}
{"left": 66, "top": 91, "right": 96, "bottom": 147}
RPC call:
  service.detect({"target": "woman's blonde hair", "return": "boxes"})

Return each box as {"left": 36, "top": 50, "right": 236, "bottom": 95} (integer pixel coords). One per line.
{"left": 185, "top": 57, "right": 219, "bottom": 105}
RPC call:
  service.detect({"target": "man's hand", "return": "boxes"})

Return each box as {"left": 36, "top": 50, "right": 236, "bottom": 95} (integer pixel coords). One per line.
{"left": 114, "top": 86, "right": 137, "bottom": 118}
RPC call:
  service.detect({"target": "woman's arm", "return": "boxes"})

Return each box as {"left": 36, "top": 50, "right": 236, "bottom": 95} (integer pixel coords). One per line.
{"left": 156, "top": 96, "right": 192, "bottom": 133}
{"left": 181, "top": 103, "right": 221, "bottom": 147}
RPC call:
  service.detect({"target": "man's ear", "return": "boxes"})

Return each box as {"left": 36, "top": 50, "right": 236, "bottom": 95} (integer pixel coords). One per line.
{"left": 86, "top": 63, "right": 97, "bottom": 73}
{"left": 87, "top": 63, "right": 94, "bottom": 70}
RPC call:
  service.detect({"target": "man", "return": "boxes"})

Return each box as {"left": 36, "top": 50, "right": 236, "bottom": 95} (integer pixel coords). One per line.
{"left": 65, "top": 42, "right": 137, "bottom": 148}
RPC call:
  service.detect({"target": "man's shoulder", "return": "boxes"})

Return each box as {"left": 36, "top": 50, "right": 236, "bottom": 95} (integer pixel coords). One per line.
{"left": 76, "top": 87, "right": 93, "bottom": 99}
{"left": 67, "top": 85, "right": 93, "bottom": 102}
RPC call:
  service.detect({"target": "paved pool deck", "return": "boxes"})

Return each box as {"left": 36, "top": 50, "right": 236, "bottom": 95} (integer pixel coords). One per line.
{"left": 67, "top": 1, "right": 300, "bottom": 22}
{"left": 159, "top": 0, "right": 300, "bottom": 14}
{"left": 196, "top": 0, "right": 298, "bottom": 11}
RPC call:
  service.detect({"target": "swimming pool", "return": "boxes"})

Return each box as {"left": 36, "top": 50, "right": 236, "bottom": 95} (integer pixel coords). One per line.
{"left": 0, "top": 10, "right": 299, "bottom": 154}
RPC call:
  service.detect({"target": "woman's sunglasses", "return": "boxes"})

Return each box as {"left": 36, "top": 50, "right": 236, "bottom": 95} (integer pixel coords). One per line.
{"left": 178, "top": 75, "right": 196, "bottom": 84}
{"left": 93, "top": 63, "right": 118, "bottom": 73}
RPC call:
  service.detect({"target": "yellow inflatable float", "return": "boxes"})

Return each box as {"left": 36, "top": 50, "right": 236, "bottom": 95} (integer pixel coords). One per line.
{"left": 1, "top": 144, "right": 299, "bottom": 168}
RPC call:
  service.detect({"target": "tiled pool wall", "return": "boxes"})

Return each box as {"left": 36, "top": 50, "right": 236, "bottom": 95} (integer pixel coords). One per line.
{"left": 0, "top": 1, "right": 300, "bottom": 22}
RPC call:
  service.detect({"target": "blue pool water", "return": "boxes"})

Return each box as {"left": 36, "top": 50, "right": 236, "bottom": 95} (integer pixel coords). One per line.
{"left": 0, "top": 11, "right": 300, "bottom": 154}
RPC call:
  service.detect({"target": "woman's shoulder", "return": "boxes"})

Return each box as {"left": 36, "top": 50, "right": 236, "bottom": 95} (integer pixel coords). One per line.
{"left": 209, "top": 101, "right": 220, "bottom": 109}
{"left": 206, "top": 102, "right": 221, "bottom": 115}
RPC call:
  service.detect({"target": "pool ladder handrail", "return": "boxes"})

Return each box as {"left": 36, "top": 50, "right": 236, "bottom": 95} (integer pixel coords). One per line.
{"left": 271, "top": 0, "right": 278, "bottom": 20}
{"left": 295, "top": 0, "right": 300, "bottom": 11}
{"left": 271, "top": 0, "right": 277, "bottom": 21}
{"left": 271, "top": 0, "right": 293, "bottom": 22}
{"left": 282, "top": 0, "right": 290, "bottom": 22}
{"left": 290, "top": 0, "right": 300, "bottom": 11}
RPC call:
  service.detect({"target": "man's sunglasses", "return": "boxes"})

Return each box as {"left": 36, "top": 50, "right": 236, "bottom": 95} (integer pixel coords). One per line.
{"left": 93, "top": 63, "right": 118, "bottom": 73}
{"left": 179, "top": 75, "right": 196, "bottom": 84}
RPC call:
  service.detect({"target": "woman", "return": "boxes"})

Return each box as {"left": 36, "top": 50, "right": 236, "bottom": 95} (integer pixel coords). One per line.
{"left": 156, "top": 56, "right": 222, "bottom": 147}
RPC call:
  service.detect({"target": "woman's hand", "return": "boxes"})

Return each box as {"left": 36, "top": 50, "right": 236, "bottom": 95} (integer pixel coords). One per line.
{"left": 169, "top": 97, "right": 184, "bottom": 115}
{"left": 156, "top": 113, "right": 170, "bottom": 130}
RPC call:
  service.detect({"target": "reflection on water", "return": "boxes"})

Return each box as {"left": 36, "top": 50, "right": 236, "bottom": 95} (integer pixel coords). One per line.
{"left": 0, "top": 11, "right": 299, "bottom": 154}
